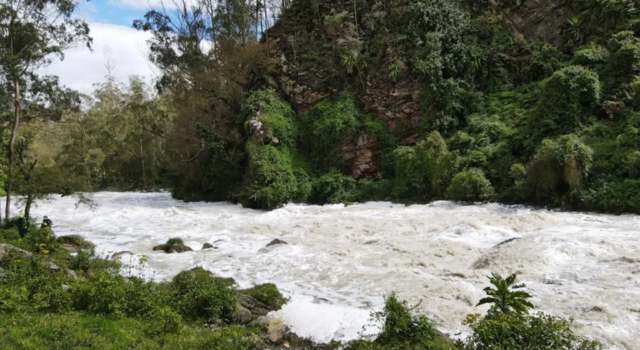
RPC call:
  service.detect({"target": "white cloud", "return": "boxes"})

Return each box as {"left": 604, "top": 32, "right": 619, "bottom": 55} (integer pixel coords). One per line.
{"left": 42, "top": 22, "right": 159, "bottom": 94}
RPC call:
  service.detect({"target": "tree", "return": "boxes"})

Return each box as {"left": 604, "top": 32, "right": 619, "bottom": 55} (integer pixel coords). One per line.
{"left": 135, "top": 0, "right": 270, "bottom": 201}
{"left": 477, "top": 273, "right": 534, "bottom": 316}
{"left": 0, "top": 0, "right": 91, "bottom": 222}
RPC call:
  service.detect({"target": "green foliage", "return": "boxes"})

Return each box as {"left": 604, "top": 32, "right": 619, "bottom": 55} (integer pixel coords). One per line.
{"left": 240, "top": 283, "right": 287, "bottom": 310}
{"left": 446, "top": 169, "right": 495, "bottom": 202}
{"left": 392, "top": 132, "right": 457, "bottom": 200}
{"left": 240, "top": 143, "right": 311, "bottom": 210}
{"left": 71, "top": 271, "right": 128, "bottom": 316}
{"left": 302, "top": 95, "right": 362, "bottom": 172}
{"left": 243, "top": 89, "right": 297, "bottom": 147}
{"left": 347, "top": 294, "right": 455, "bottom": 350}
{"left": 0, "top": 257, "right": 70, "bottom": 313}
{"left": 310, "top": 169, "right": 358, "bottom": 204}
{"left": 170, "top": 267, "right": 237, "bottom": 322}
{"left": 579, "top": 179, "right": 640, "bottom": 214}
{"left": 477, "top": 273, "right": 533, "bottom": 316}
{"left": 527, "top": 135, "right": 594, "bottom": 203}
{"left": 0, "top": 312, "right": 263, "bottom": 350}
{"left": 534, "top": 66, "right": 601, "bottom": 137}
{"left": 574, "top": 43, "right": 610, "bottom": 67}
{"left": 466, "top": 312, "right": 601, "bottom": 350}
{"left": 465, "top": 273, "right": 600, "bottom": 349}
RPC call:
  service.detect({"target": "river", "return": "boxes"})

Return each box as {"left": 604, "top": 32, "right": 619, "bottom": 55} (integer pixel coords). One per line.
{"left": 19, "top": 192, "right": 640, "bottom": 349}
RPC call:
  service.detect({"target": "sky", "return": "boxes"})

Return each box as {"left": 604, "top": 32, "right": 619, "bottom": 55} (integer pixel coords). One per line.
{"left": 43, "top": 0, "right": 171, "bottom": 94}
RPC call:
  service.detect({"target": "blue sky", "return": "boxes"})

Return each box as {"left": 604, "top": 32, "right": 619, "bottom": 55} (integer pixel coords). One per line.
{"left": 76, "top": 0, "right": 148, "bottom": 27}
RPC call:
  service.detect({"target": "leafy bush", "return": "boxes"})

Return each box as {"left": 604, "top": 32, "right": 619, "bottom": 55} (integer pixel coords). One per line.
{"left": 243, "top": 89, "right": 297, "bottom": 147}
{"left": 0, "top": 257, "right": 70, "bottom": 313}
{"left": 240, "top": 143, "right": 311, "bottom": 210}
{"left": 527, "top": 134, "right": 593, "bottom": 203}
{"left": 240, "top": 283, "right": 287, "bottom": 310}
{"left": 302, "top": 95, "right": 362, "bottom": 172}
{"left": 392, "top": 132, "right": 457, "bottom": 200}
{"left": 466, "top": 312, "right": 601, "bottom": 350}
{"left": 72, "top": 271, "right": 128, "bottom": 316}
{"left": 347, "top": 294, "right": 454, "bottom": 350}
{"left": 309, "top": 170, "right": 358, "bottom": 204}
{"left": 579, "top": 179, "right": 640, "bottom": 214}
{"left": 534, "top": 65, "right": 601, "bottom": 136}
{"left": 170, "top": 267, "right": 237, "bottom": 322}
{"left": 573, "top": 43, "right": 609, "bottom": 66}
{"left": 447, "top": 169, "right": 495, "bottom": 202}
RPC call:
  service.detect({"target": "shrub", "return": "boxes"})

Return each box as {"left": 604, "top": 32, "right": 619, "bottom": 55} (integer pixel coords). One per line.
{"left": 392, "top": 132, "right": 457, "bottom": 200}
{"left": 447, "top": 169, "right": 495, "bottom": 202}
{"left": 580, "top": 179, "right": 640, "bottom": 214}
{"left": 347, "top": 294, "right": 453, "bottom": 350}
{"left": 302, "top": 95, "right": 361, "bottom": 172}
{"left": 170, "top": 267, "right": 237, "bottom": 322}
{"left": 146, "top": 306, "right": 183, "bottom": 335}
{"left": 240, "top": 143, "right": 311, "bottom": 210}
{"left": 240, "top": 283, "right": 286, "bottom": 311}
{"left": 72, "top": 271, "right": 128, "bottom": 316}
{"left": 611, "top": 41, "right": 640, "bottom": 78}
{"left": 573, "top": 43, "right": 609, "bottom": 66}
{"left": 25, "top": 227, "right": 59, "bottom": 256}
{"left": 309, "top": 170, "right": 358, "bottom": 204}
{"left": 466, "top": 312, "right": 601, "bottom": 350}
{"left": 243, "top": 89, "right": 297, "bottom": 147}
{"left": 527, "top": 134, "right": 593, "bottom": 203}
{"left": 535, "top": 65, "right": 601, "bottom": 136}
{"left": 0, "top": 257, "right": 70, "bottom": 313}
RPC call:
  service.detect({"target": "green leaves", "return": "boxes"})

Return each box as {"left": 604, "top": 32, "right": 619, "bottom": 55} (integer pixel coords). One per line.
{"left": 477, "top": 273, "right": 534, "bottom": 316}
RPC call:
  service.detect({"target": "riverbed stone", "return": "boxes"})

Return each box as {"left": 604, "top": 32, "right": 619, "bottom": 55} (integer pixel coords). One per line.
{"left": 202, "top": 243, "right": 214, "bottom": 250}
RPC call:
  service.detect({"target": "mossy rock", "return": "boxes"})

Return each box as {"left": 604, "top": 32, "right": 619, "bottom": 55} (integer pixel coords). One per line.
{"left": 239, "top": 283, "right": 287, "bottom": 312}
{"left": 57, "top": 235, "right": 95, "bottom": 254}
{"left": 153, "top": 238, "right": 193, "bottom": 253}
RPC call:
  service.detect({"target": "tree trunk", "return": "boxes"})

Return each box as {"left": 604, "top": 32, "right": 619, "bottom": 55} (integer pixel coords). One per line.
{"left": 24, "top": 193, "right": 33, "bottom": 223}
{"left": 6, "top": 80, "right": 21, "bottom": 223}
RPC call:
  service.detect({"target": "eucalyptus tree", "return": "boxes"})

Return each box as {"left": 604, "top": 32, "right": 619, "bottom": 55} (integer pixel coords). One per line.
{"left": 0, "top": 0, "right": 90, "bottom": 222}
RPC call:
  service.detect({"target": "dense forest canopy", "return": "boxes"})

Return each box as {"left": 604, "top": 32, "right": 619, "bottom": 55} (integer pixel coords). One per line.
{"left": 1, "top": 0, "right": 640, "bottom": 219}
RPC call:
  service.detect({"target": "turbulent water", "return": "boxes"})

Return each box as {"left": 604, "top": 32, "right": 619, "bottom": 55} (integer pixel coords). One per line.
{"left": 19, "top": 192, "right": 640, "bottom": 349}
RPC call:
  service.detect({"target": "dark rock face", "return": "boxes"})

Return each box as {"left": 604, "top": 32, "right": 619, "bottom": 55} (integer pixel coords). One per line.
{"left": 498, "top": 0, "right": 575, "bottom": 47}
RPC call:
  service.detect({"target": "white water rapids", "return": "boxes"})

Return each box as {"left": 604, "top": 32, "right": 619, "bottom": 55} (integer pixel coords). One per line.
{"left": 17, "top": 192, "right": 640, "bottom": 349}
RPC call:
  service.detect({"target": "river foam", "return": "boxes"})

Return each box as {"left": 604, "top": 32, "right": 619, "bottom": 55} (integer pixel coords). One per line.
{"left": 20, "top": 192, "right": 640, "bottom": 349}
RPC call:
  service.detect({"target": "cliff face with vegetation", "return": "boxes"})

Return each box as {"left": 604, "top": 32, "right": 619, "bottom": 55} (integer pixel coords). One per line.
{"left": 228, "top": 0, "right": 640, "bottom": 212}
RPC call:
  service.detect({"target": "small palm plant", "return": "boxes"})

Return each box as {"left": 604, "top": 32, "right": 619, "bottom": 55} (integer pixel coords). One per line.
{"left": 477, "top": 273, "right": 534, "bottom": 315}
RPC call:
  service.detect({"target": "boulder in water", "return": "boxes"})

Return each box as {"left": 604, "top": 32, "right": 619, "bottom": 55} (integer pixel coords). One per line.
{"left": 266, "top": 239, "right": 288, "bottom": 247}
{"left": 202, "top": 243, "right": 214, "bottom": 250}
{"left": 153, "top": 238, "right": 193, "bottom": 253}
